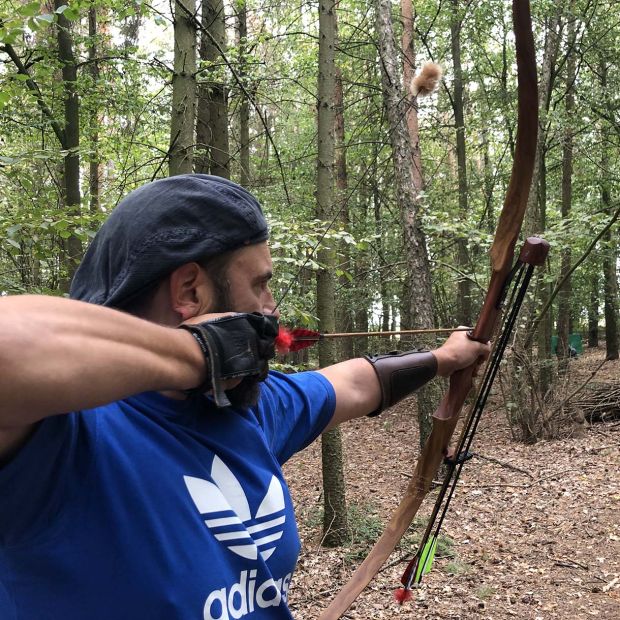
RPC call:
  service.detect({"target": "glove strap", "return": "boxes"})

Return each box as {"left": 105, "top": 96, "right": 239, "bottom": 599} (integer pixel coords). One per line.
{"left": 178, "top": 323, "right": 231, "bottom": 407}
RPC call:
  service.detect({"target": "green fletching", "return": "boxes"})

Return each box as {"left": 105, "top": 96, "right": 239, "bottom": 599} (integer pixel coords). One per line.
{"left": 414, "top": 537, "right": 438, "bottom": 583}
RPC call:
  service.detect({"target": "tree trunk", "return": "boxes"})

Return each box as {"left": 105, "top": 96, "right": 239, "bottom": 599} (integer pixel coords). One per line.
{"left": 236, "top": 1, "right": 250, "bottom": 186}
{"left": 528, "top": 13, "right": 561, "bottom": 397}
{"left": 317, "top": 0, "right": 348, "bottom": 547}
{"left": 481, "top": 127, "right": 494, "bottom": 232}
{"left": 556, "top": 17, "right": 575, "bottom": 371}
{"left": 196, "top": 0, "right": 230, "bottom": 178}
{"left": 588, "top": 271, "right": 599, "bottom": 348}
{"left": 169, "top": 0, "right": 197, "bottom": 176}
{"left": 378, "top": 0, "right": 439, "bottom": 447}
{"left": 334, "top": 64, "right": 354, "bottom": 361}
{"left": 450, "top": 0, "right": 472, "bottom": 325}
{"left": 600, "top": 63, "right": 619, "bottom": 360}
{"left": 54, "top": 0, "right": 82, "bottom": 291}
{"left": 88, "top": 6, "right": 101, "bottom": 213}
{"left": 373, "top": 182, "right": 390, "bottom": 333}
{"left": 400, "top": 0, "right": 423, "bottom": 193}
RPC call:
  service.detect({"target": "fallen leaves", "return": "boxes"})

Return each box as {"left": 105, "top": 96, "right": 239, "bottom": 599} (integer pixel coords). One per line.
{"left": 284, "top": 351, "right": 620, "bottom": 619}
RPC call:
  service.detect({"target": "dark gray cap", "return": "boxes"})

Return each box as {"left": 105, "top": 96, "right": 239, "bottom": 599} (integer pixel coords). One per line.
{"left": 70, "top": 174, "right": 269, "bottom": 308}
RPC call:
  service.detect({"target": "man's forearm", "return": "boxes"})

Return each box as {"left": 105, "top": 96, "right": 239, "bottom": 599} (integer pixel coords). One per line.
{"left": 0, "top": 295, "right": 204, "bottom": 427}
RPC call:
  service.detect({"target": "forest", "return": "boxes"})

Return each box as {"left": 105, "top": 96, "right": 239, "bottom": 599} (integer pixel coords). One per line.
{"left": 0, "top": 0, "right": 619, "bottom": 617}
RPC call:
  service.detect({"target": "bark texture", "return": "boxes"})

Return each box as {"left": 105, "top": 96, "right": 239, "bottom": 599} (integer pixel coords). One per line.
{"left": 317, "top": 0, "right": 349, "bottom": 547}
{"left": 88, "top": 6, "right": 101, "bottom": 213}
{"left": 196, "top": 0, "right": 230, "bottom": 178}
{"left": 169, "top": 0, "right": 197, "bottom": 176}
{"left": 377, "top": 0, "right": 439, "bottom": 446}
{"left": 236, "top": 2, "right": 250, "bottom": 186}
{"left": 451, "top": 0, "right": 472, "bottom": 325}
{"left": 557, "top": 17, "right": 575, "bottom": 370}
{"left": 55, "top": 0, "right": 82, "bottom": 290}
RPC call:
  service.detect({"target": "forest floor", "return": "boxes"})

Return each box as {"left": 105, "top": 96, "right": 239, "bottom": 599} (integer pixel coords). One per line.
{"left": 283, "top": 347, "right": 620, "bottom": 619}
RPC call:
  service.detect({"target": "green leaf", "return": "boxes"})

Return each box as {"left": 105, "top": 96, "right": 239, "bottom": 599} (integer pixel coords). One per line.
{"left": 19, "top": 2, "right": 41, "bottom": 17}
{"left": 35, "top": 13, "right": 55, "bottom": 25}
{"left": 62, "top": 6, "right": 80, "bottom": 20}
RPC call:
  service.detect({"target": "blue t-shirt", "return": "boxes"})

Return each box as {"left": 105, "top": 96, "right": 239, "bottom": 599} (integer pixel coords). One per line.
{"left": 0, "top": 370, "right": 335, "bottom": 620}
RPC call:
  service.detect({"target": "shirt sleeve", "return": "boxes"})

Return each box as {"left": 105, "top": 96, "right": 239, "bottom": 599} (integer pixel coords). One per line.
{"left": 253, "top": 370, "right": 336, "bottom": 464}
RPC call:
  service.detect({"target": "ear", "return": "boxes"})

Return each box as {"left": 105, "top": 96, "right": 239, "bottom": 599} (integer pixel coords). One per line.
{"left": 169, "top": 262, "right": 214, "bottom": 321}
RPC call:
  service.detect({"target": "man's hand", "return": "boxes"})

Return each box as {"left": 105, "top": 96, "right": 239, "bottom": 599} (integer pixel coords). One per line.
{"left": 179, "top": 313, "right": 278, "bottom": 406}
{"left": 432, "top": 328, "right": 491, "bottom": 377}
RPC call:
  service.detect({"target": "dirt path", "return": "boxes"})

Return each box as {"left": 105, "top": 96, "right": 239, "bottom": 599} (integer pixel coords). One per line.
{"left": 284, "top": 353, "right": 620, "bottom": 619}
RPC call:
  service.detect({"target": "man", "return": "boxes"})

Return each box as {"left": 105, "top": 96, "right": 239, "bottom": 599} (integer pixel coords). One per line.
{"left": 0, "top": 175, "right": 488, "bottom": 619}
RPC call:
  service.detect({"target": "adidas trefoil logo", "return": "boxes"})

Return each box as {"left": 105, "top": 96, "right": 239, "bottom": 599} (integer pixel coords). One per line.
{"left": 184, "top": 456, "right": 286, "bottom": 562}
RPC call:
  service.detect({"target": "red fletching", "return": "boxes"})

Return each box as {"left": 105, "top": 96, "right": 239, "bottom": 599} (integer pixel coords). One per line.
{"left": 393, "top": 587, "right": 413, "bottom": 605}
{"left": 275, "top": 327, "right": 295, "bottom": 354}
{"left": 275, "top": 327, "right": 321, "bottom": 354}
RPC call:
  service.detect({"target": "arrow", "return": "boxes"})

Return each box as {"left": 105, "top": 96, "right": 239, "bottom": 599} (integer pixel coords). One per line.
{"left": 274, "top": 326, "right": 470, "bottom": 354}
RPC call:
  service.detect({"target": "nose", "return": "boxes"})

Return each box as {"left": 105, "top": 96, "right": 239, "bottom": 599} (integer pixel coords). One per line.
{"left": 263, "top": 289, "right": 280, "bottom": 319}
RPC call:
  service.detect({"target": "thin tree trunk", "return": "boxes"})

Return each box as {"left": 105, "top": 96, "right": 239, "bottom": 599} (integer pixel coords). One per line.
{"left": 54, "top": 0, "right": 82, "bottom": 290}
{"left": 481, "top": 127, "right": 494, "bottom": 232}
{"left": 450, "top": 0, "right": 472, "bottom": 325}
{"left": 377, "top": 0, "right": 439, "bottom": 447}
{"left": 236, "top": 1, "right": 250, "bottom": 186}
{"left": 557, "top": 15, "right": 575, "bottom": 371}
{"left": 88, "top": 6, "right": 101, "bottom": 213}
{"left": 373, "top": 182, "right": 390, "bottom": 333}
{"left": 334, "top": 64, "right": 354, "bottom": 360}
{"left": 317, "top": 0, "right": 348, "bottom": 547}
{"left": 529, "top": 13, "right": 561, "bottom": 396}
{"left": 600, "top": 62, "right": 619, "bottom": 360}
{"left": 588, "top": 272, "right": 599, "bottom": 348}
{"left": 400, "top": 0, "right": 422, "bottom": 193}
{"left": 196, "top": 0, "right": 230, "bottom": 178}
{"left": 169, "top": 0, "right": 197, "bottom": 176}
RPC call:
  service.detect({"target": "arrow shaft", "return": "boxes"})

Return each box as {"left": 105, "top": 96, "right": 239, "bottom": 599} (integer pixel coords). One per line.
{"left": 296, "top": 327, "right": 470, "bottom": 340}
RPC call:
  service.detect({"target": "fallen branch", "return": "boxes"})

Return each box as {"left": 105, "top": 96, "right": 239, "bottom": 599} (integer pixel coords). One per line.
{"left": 553, "top": 557, "right": 589, "bottom": 571}
{"left": 474, "top": 452, "right": 535, "bottom": 479}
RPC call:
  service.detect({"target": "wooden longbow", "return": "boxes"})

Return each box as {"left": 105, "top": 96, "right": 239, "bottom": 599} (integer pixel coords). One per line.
{"left": 318, "top": 1, "right": 540, "bottom": 617}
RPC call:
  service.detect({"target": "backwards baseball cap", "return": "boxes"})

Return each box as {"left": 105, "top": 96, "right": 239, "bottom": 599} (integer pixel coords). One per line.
{"left": 69, "top": 174, "right": 269, "bottom": 308}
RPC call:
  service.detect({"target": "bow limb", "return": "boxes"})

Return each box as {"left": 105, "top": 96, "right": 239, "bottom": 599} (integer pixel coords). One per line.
{"left": 318, "top": 1, "right": 538, "bottom": 617}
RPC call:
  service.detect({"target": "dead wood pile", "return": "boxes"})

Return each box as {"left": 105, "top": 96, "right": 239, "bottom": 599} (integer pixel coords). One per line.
{"left": 572, "top": 381, "right": 620, "bottom": 423}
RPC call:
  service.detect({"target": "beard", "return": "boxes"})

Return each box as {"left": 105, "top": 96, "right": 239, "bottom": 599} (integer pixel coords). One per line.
{"left": 224, "top": 376, "right": 262, "bottom": 408}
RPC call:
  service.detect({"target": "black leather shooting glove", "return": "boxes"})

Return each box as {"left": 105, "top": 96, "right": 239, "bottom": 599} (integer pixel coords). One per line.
{"left": 179, "top": 313, "right": 279, "bottom": 407}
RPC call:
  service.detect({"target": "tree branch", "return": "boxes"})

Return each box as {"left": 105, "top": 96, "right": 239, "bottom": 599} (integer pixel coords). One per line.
{"left": 0, "top": 43, "right": 66, "bottom": 147}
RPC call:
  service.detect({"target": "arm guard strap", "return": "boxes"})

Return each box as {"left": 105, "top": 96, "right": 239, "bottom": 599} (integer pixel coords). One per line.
{"left": 364, "top": 349, "right": 438, "bottom": 417}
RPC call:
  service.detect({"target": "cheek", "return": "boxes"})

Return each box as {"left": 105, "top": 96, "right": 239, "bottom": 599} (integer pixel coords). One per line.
{"left": 228, "top": 284, "right": 263, "bottom": 313}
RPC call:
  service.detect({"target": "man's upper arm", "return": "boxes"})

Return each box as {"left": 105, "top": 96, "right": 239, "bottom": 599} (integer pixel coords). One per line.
{"left": 317, "top": 358, "right": 381, "bottom": 430}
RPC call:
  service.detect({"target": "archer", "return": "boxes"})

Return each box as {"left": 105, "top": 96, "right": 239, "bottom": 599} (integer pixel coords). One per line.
{"left": 0, "top": 174, "right": 488, "bottom": 619}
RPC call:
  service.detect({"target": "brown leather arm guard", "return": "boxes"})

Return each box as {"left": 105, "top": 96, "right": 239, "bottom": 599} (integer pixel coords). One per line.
{"left": 364, "top": 349, "right": 438, "bottom": 417}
